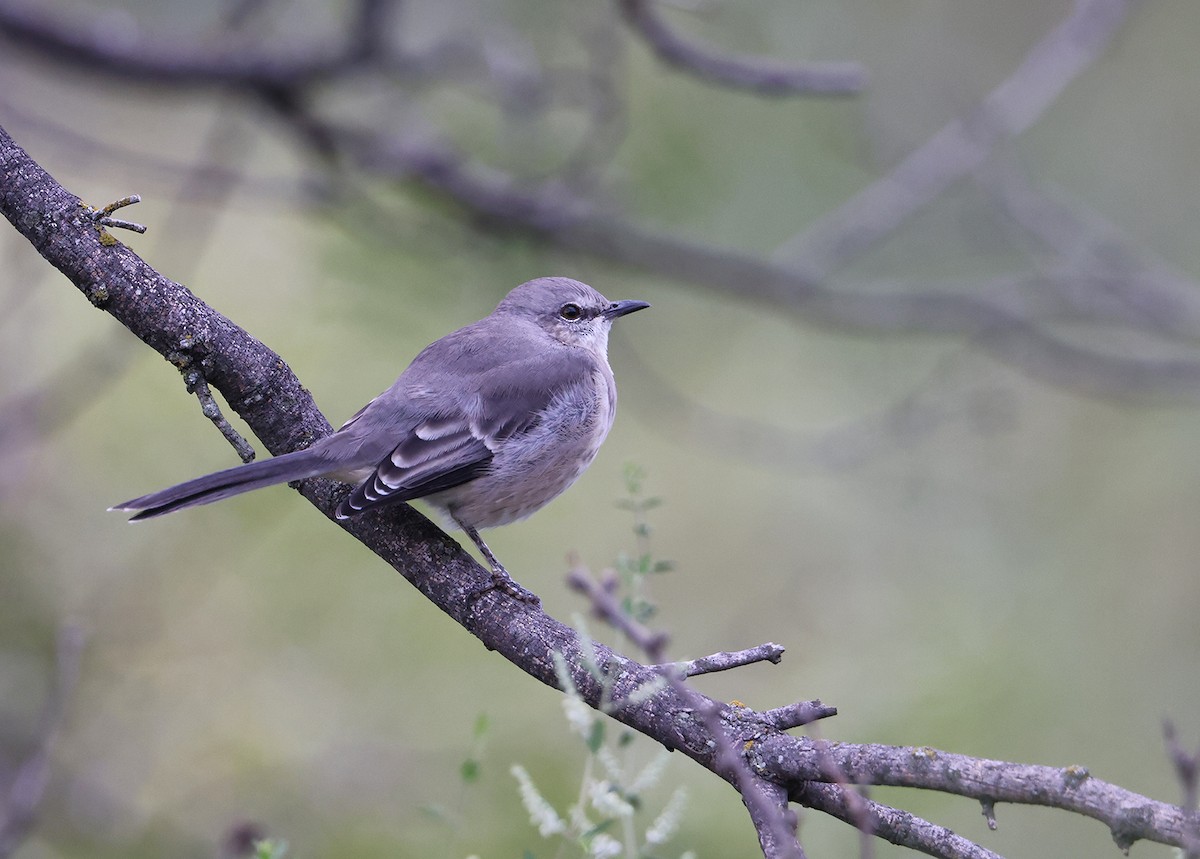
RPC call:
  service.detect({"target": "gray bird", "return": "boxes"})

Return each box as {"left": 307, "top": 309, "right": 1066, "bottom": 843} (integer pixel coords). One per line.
{"left": 112, "top": 277, "right": 650, "bottom": 602}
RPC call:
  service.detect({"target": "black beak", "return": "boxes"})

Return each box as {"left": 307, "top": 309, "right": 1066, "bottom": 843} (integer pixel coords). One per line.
{"left": 604, "top": 299, "right": 651, "bottom": 319}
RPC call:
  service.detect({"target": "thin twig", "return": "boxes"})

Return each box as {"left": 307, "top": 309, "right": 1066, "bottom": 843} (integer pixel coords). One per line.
{"left": 569, "top": 561, "right": 806, "bottom": 858}
{"left": 1163, "top": 720, "right": 1200, "bottom": 859}
{"left": 567, "top": 561, "right": 670, "bottom": 657}
{"left": 758, "top": 701, "right": 838, "bottom": 731}
{"left": 658, "top": 643, "right": 787, "bottom": 678}
{"left": 181, "top": 367, "right": 256, "bottom": 462}
{"left": 84, "top": 194, "right": 147, "bottom": 241}
{"left": 795, "top": 782, "right": 1004, "bottom": 859}
{"left": 617, "top": 0, "right": 865, "bottom": 96}
{"left": 772, "top": 0, "right": 1132, "bottom": 280}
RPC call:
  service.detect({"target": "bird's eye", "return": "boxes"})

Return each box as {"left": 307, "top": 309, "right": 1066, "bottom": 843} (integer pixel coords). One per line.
{"left": 559, "top": 302, "right": 583, "bottom": 321}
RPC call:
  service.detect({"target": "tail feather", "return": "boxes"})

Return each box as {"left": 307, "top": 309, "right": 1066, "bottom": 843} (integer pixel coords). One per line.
{"left": 112, "top": 448, "right": 333, "bottom": 521}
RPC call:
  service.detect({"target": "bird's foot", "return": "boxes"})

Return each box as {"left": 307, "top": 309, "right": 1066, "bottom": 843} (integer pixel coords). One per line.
{"left": 468, "top": 569, "right": 541, "bottom": 605}
{"left": 456, "top": 520, "right": 541, "bottom": 604}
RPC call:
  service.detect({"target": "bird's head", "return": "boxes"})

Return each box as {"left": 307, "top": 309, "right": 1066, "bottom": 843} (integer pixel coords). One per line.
{"left": 495, "top": 277, "right": 650, "bottom": 353}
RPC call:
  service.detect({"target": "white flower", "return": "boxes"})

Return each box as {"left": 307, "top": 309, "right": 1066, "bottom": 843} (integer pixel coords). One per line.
{"left": 510, "top": 765, "right": 565, "bottom": 837}
{"left": 562, "top": 694, "right": 595, "bottom": 739}
{"left": 624, "top": 674, "right": 668, "bottom": 705}
{"left": 552, "top": 650, "right": 577, "bottom": 697}
{"left": 595, "top": 745, "right": 624, "bottom": 782}
{"left": 587, "top": 831, "right": 623, "bottom": 858}
{"left": 645, "top": 786, "right": 688, "bottom": 845}
{"left": 628, "top": 749, "right": 671, "bottom": 795}
{"left": 569, "top": 801, "right": 594, "bottom": 834}
{"left": 589, "top": 779, "right": 635, "bottom": 819}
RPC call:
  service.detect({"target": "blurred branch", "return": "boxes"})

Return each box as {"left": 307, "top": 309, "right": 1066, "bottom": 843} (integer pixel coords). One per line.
{"left": 755, "top": 734, "right": 1199, "bottom": 854}
{"left": 7, "top": 0, "right": 1200, "bottom": 410}
{"left": 794, "top": 781, "right": 1003, "bottom": 859}
{"left": 1163, "top": 720, "right": 1200, "bottom": 858}
{"left": 567, "top": 559, "right": 670, "bottom": 653}
{"left": 569, "top": 561, "right": 807, "bottom": 858}
{"left": 0, "top": 336, "right": 133, "bottom": 499}
{"left": 0, "top": 0, "right": 394, "bottom": 88}
{"left": 569, "top": 558, "right": 978, "bottom": 858}
{"left": 3, "top": 122, "right": 1198, "bottom": 858}
{"left": 616, "top": 0, "right": 866, "bottom": 96}
{"left": 772, "top": 0, "right": 1133, "bottom": 278}
{"left": 977, "top": 158, "right": 1200, "bottom": 341}
{"left": 0, "top": 625, "right": 85, "bottom": 858}
{"left": 0, "top": 97, "right": 304, "bottom": 208}
{"left": 265, "top": 117, "right": 1200, "bottom": 405}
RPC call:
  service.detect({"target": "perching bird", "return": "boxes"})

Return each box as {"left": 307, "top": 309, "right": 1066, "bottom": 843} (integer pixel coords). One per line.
{"left": 112, "top": 277, "right": 650, "bottom": 602}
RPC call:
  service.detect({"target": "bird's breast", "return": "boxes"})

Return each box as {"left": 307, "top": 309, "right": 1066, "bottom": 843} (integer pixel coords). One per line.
{"left": 428, "top": 363, "right": 618, "bottom": 529}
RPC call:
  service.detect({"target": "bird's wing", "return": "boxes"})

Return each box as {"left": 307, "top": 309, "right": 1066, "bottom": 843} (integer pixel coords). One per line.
{"left": 335, "top": 339, "right": 597, "bottom": 519}
{"left": 335, "top": 411, "right": 493, "bottom": 518}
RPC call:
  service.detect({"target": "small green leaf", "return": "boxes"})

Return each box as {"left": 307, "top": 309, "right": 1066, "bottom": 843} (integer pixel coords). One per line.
{"left": 587, "top": 718, "right": 606, "bottom": 753}
{"left": 461, "top": 758, "right": 480, "bottom": 782}
{"left": 581, "top": 818, "right": 617, "bottom": 841}
{"left": 622, "top": 462, "right": 646, "bottom": 493}
{"left": 252, "top": 840, "right": 288, "bottom": 859}
{"left": 473, "top": 711, "right": 490, "bottom": 739}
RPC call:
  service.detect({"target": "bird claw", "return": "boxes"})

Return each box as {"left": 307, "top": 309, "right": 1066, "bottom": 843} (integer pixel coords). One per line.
{"left": 469, "top": 571, "right": 541, "bottom": 605}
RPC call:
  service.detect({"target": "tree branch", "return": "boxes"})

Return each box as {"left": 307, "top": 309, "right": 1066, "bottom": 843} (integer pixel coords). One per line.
{"left": 3, "top": 119, "right": 1196, "bottom": 857}
{"left": 752, "top": 733, "right": 1200, "bottom": 853}
{"left": 794, "top": 781, "right": 1004, "bottom": 859}
{"left": 0, "top": 0, "right": 393, "bottom": 88}
{"left": 616, "top": 0, "right": 866, "bottom": 96}
{"left": 9, "top": 0, "right": 1200, "bottom": 410}
{"left": 772, "top": 0, "right": 1134, "bottom": 278}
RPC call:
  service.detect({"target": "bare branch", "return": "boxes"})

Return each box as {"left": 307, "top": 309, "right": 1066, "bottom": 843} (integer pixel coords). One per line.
{"left": 3, "top": 107, "right": 1196, "bottom": 857}
{"left": 795, "top": 782, "right": 1004, "bottom": 859}
{"left": 570, "top": 560, "right": 807, "bottom": 856}
{"left": 978, "top": 158, "right": 1200, "bottom": 341}
{"left": 670, "top": 643, "right": 787, "bottom": 678}
{"left": 4, "top": 118, "right": 814, "bottom": 858}
{"left": 0, "top": 0, "right": 393, "bottom": 88}
{"left": 743, "top": 778, "right": 804, "bottom": 859}
{"left": 692, "top": 684, "right": 806, "bottom": 858}
{"left": 617, "top": 0, "right": 865, "bottom": 96}
{"left": 773, "top": 0, "right": 1133, "bottom": 279}
{"left": 750, "top": 734, "right": 1200, "bottom": 853}
{"left": 261, "top": 116, "right": 1200, "bottom": 406}
{"left": 567, "top": 561, "right": 670, "bottom": 657}
{"left": 85, "top": 194, "right": 147, "bottom": 234}
{"left": 183, "top": 367, "right": 257, "bottom": 462}
{"left": 758, "top": 701, "right": 838, "bottom": 731}
{"left": 8, "top": 0, "right": 1200, "bottom": 410}
{"left": 1163, "top": 720, "right": 1200, "bottom": 858}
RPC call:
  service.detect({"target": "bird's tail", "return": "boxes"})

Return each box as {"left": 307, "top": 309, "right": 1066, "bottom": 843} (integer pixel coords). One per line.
{"left": 111, "top": 447, "right": 334, "bottom": 521}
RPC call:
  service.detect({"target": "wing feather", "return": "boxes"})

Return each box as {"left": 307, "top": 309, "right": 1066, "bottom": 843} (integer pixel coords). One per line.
{"left": 333, "top": 326, "right": 601, "bottom": 521}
